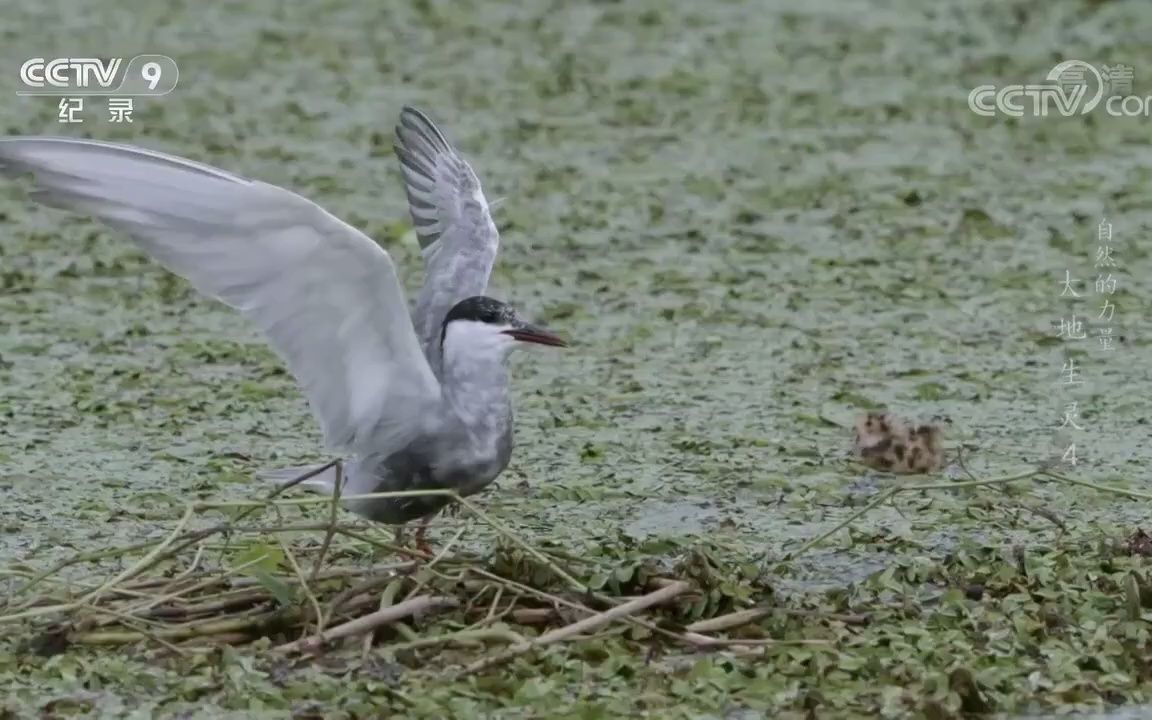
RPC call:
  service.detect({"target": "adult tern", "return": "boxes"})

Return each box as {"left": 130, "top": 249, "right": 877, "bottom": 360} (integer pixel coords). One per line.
{"left": 0, "top": 107, "right": 567, "bottom": 548}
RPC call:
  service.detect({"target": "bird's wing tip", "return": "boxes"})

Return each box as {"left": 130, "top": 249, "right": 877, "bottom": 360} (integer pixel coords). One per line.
{"left": 395, "top": 106, "right": 453, "bottom": 154}
{"left": 398, "top": 105, "right": 430, "bottom": 122}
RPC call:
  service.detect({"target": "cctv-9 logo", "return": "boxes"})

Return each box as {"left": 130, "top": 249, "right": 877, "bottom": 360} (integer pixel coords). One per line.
{"left": 17, "top": 54, "right": 178, "bottom": 95}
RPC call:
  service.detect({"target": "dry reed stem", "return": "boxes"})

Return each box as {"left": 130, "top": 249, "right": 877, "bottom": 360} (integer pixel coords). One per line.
{"left": 459, "top": 581, "right": 692, "bottom": 675}
{"left": 276, "top": 596, "right": 459, "bottom": 655}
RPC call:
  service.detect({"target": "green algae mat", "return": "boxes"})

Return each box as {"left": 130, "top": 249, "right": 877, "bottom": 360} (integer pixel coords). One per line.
{"left": 3, "top": 0, "right": 1152, "bottom": 717}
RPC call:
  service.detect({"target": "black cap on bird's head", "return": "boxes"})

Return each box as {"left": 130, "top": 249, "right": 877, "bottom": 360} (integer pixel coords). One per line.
{"left": 440, "top": 296, "right": 568, "bottom": 349}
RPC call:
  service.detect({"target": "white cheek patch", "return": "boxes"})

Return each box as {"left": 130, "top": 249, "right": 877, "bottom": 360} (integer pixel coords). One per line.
{"left": 442, "top": 320, "right": 515, "bottom": 367}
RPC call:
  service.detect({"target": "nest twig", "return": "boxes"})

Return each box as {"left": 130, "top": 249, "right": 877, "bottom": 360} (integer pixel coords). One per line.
{"left": 0, "top": 477, "right": 814, "bottom": 672}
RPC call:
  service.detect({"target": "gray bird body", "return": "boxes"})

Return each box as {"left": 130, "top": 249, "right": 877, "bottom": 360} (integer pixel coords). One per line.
{"left": 266, "top": 306, "right": 520, "bottom": 525}
{"left": 270, "top": 304, "right": 521, "bottom": 525}
{"left": 340, "top": 352, "right": 515, "bottom": 524}
{"left": 0, "top": 107, "right": 563, "bottom": 526}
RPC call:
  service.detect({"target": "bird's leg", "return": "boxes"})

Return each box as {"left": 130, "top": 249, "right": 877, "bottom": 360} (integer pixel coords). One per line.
{"left": 390, "top": 517, "right": 434, "bottom": 557}
{"left": 412, "top": 514, "right": 434, "bottom": 555}
{"left": 415, "top": 499, "right": 465, "bottom": 550}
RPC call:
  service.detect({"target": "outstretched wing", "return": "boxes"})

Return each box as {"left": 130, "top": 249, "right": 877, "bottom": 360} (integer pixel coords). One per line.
{"left": 393, "top": 107, "right": 499, "bottom": 378}
{"left": 0, "top": 137, "right": 441, "bottom": 453}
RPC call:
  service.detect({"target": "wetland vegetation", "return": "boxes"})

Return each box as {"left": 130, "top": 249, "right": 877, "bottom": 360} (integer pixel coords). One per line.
{"left": 2, "top": 0, "right": 1152, "bottom": 717}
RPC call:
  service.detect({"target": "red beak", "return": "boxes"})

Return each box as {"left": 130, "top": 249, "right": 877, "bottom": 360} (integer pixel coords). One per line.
{"left": 502, "top": 323, "right": 568, "bottom": 347}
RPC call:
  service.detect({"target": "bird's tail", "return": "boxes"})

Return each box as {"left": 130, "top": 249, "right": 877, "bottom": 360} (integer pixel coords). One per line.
{"left": 256, "top": 462, "right": 343, "bottom": 496}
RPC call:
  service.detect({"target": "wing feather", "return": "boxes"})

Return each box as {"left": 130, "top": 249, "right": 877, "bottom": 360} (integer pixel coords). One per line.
{"left": 0, "top": 137, "right": 441, "bottom": 453}
{"left": 393, "top": 107, "right": 499, "bottom": 377}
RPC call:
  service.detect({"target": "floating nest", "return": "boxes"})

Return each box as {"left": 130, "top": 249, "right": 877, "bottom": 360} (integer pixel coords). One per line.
{"left": 7, "top": 465, "right": 1127, "bottom": 680}
{"left": 0, "top": 492, "right": 785, "bottom": 676}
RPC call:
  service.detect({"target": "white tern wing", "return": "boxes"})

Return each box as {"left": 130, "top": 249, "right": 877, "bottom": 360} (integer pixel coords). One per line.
{"left": 393, "top": 107, "right": 499, "bottom": 378}
{"left": 0, "top": 137, "right": 441, "bottom": 453}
